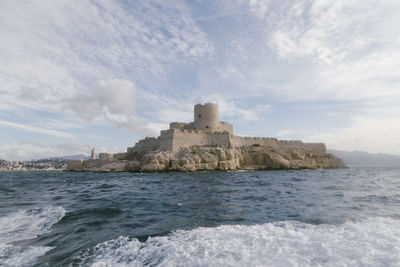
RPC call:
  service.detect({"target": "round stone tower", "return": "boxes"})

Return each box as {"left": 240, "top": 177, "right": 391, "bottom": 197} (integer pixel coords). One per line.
{"left": 194, "top": 103, "right": 220, "bottom": 131}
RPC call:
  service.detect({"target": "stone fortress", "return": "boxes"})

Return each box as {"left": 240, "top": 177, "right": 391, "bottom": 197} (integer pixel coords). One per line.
{"left": 127, "top": 103, "right": 326, "bottom": 155}
{"left": 66, "top": 103, "right": 345, "bottom": 172}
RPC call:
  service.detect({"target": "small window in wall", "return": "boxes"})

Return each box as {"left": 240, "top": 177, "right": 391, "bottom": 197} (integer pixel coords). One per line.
{"left": 206, "top": 126, "right": 209, "bottom": 128}
{"left": 198, "top": 114, "right": 202, "bottom": 118}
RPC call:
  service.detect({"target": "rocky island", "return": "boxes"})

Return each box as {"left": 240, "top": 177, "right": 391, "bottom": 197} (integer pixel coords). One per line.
{"left": 66, "top": 103, "right": 346, "bottom": 172}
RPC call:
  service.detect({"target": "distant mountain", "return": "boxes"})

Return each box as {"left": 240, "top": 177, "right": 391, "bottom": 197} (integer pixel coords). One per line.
{"left": 59, "top": 154, "right": 90, "bottom": 160}
{"left": 328, "top": 149, "right": 400, "bottom": 167}
{"left": 37, "top": 154, "right": 89, "bottom": 161}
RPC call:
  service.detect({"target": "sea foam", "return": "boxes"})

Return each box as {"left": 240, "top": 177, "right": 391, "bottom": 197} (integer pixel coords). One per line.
{"left": 0, "top": 206, "right": 65, "bottom": 266}
{"left": 79, "top": 217, "right": 400, "bottom": 266}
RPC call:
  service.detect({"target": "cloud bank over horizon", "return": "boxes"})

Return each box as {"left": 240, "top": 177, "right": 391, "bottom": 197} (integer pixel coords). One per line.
{"left": 1, "top": 0, "right": 399, "bottom": 160}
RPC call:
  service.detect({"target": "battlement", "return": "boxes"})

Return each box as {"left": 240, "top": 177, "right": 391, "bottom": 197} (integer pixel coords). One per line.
{"left": 160, "top": 129, "right": 173, "bottom": 135}
{"left": 170, "top": 122, "right": 189, "bottom": 130}
{"left": 99, "top": 153, "right": 114, "bottom": 162}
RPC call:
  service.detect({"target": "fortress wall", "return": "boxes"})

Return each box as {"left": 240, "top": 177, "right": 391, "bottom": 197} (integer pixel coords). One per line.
{"left": 170, "top": 122, "right": 188, "bottom": 130}
{"left": 232, "top": 136, "right": 278, "bottom": 147}
{"left": 183, "top": 122, "right": 195, "bottom": 130}
{"left": 170, "top": 122, "right": 195, "bottom": 130}
{"left": 66, "top": 160, "right": 83, "bottom": 171}
{"left": 219, "top": 121, "right": 233, "bottom": 135}
{"left": 274, "top": 140, "right": 326, "bottom": 155}
{"left": 99, "top": 153, "right": 114, "bottom": 163}
{"left": 82, "top": 159, "right": 100, "bottom": 168}
{"left": 271, "top": 140, "right": 305, "bottom": 152}
{"left": 171, "top": 129, "right": 231, "bottom": 151}
{"left": 113, "top": 153, "right": 127, "bottom": 160}
{"left": 158, "top": 129, "right": 174, "bottom": 151}
{"left": 131, "top": 136, "right": 160, "bottom": 153}
{"left": 128, "top": 130, "right": 175, "bottom": 153}
{"left": 303, "top": 143, "right": 326, "bottom": 155}
{"left": 206, "top": 131, "right": 231, "bottom": 147}
{"left": 232, "top": 136, "right": 326, "bottom": 155}
{"left": 275, "top": 140, "right": 303, "bottom": 149}
{"left": 129, "top": 130, "right": 327, "bottom": 155}
{"left": 172, "top": 130, "right": 208, "bottom": 150}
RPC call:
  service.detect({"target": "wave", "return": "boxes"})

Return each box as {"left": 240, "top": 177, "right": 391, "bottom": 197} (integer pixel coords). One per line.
{"left": 0, "top": 206, "right": 65, "bottom": 266}
{"left": 78, "top": 217, "right": 400, "bottom": 266}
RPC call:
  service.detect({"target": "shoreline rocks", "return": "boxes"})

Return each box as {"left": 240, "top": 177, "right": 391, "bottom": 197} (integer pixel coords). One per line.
{"left": 66, "top": 145, "right": 346, "bottom": 173}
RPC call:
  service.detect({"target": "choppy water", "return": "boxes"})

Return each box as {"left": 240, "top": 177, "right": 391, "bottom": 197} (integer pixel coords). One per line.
{"left": 0, "top": 168, "right": 399, "bottom": 266}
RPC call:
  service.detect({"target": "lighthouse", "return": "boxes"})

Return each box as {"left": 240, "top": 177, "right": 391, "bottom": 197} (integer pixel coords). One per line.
{"left": 91, "top": 148, "right": 95, "bottom": 160}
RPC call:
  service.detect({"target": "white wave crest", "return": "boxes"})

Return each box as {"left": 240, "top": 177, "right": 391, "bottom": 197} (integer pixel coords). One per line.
{"left": 0, "top": 206, "right": 66, "bottom": 267}
{"left": 80, "top": 217, "right": 400, "bottom": 267}
{"left": 0, "top": 244, "right": 52, "bottom": 267}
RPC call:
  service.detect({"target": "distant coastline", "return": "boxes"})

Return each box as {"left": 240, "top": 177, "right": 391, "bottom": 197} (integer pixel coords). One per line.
{"left": 328, "top": 149, "right": 400, "bottom": 168}
{"left": 3, "top": 150, "right": 398, "bottom": 172}
{"left": 0, "top": 156, "right": 87, "bottom": 172}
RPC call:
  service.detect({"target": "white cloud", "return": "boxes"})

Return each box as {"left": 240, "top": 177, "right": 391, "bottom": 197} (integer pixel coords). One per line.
{"left": 276, "top": 130, "right": 296, "bottom": 138}
{"left": 204, "top": 0, "right": 271, "bottom": 20}
{"left": 147, "top": 122, "right": 170, "bottom": 135}
{"left": 18, "top": 86, "right": 44, "bottom": 102}
{"left": 228, "top": 0, "right": 399, "bottom": 105}
{"left": 202, "top": 94, "right": 271, "bottom": 121}
{"left": 65, "top": 79, "right": 162, "bottom": 136}
{"left": 108, "top": 115, "right": 159, "bottom": 137}
{"left": 1, "top": 0, "right": 400, "bottom": 155}
{"left": 308, "top": 115, "right": 400, "bottom": 155}
{"left": 37, "top": 119, "right": 83, "bottom": 131}
{"left": 0, "top": 0, "right": 214, "bottom": 116}
{"left": 155, "top": 108, "right": 193, "bottom": 125}
{"left": 0, "top": 120, "right": 73, "bottom": 139}
{"left": 0, "top": 0, "right": 219, "bottom": 144}
{"left": 68, "top": 79, "right": 136, "bottom": 118}
{"left": 298, "top": 101, "right": 400, "bottom": 155}
{"left": 249, "top": 0, "right": 270, "bottom": 19}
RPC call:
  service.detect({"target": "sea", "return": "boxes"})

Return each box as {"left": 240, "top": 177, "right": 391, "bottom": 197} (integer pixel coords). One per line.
{"left": 0, "top": 168, "right": 399, "bottom": 266}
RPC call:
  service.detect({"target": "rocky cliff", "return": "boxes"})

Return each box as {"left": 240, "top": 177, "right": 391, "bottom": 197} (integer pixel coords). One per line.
{"left": 66, "top": 145, "right": 346, "bottom": 172}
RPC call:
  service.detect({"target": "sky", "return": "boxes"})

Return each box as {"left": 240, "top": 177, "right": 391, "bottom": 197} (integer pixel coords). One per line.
{"left": 1, "top": 0, "right": 400, "bottom": 160}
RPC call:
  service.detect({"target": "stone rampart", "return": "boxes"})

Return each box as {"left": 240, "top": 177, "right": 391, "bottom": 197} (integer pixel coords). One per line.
{"left": 82, "top": 159, "right": 100, "bottom": 169}
{"left": 129, "top": 136, "right": 160, "bottom": 153}
{"left": 302, "top": 143, "right": 326, "bottom": 155}
{"left": 219, "top": 121, "right": 233, "bottom": 135}
{"left": 128, "top": 129, "right": 233, "bottom": 153}
{"left": 158, "top": 129, "right": 174, "bottom": 151}
{"left": 65, "top": 160, "right": 83, "bottom": 171}
{"left": 113, "top": 153, "right": 127, "bottom": 160}
{"left": 99, "top": 153, "right": 114, "bottom": 163}
{"left": 232, "top": 136, "right": 278, "bottom": 147}
{"left": 272, "top": 140, "right": 326, "bottom": 155}
{"left": 170, "top": 122, "right": 188, "bottom": 130}
{"left": 171, "top": 129, "right": 231, "bottom": 151}
{"left": 232, "top": 136, "right": 326, "bottom": 155}
{"left": 127, "top": 130, "right": 327, "bottom": 157}
{"left": 128, "top": 130, "right": 174, "bottom": 153}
